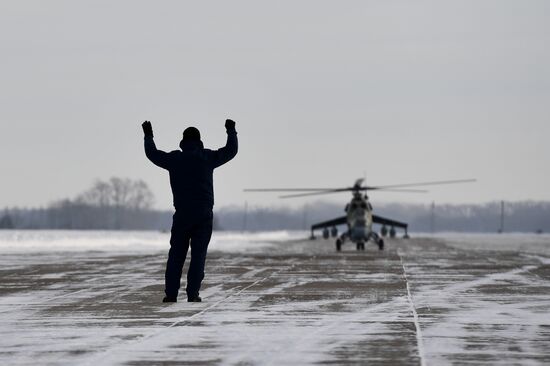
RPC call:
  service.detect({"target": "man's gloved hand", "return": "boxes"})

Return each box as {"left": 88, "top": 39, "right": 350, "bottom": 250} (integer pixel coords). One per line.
{"left": 142, "top": 121, "right": 154, "bottom": 138}
{"left": 225, "top": 119, "right": 236, "bottom": 131}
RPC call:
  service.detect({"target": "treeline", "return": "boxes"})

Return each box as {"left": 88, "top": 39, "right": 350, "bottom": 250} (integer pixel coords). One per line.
{"left": 374, "top": 201, "right": 549, "bottom": 233}
{"left": 0, "top": 178, "right": 172, "bottom": 231}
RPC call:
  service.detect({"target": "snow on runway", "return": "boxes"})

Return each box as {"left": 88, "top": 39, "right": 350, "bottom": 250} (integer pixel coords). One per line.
{"left": 0, "top": 231, "right": 549, "bottom": 365}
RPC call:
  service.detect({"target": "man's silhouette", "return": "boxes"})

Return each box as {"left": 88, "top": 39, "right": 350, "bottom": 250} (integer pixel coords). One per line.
{"left": 142, "top": 119, "right": 238, "bottom": 302}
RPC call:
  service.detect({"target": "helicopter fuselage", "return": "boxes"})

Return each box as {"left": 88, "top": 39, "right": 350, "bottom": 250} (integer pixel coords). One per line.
{"left": 337, "top": 191, "right": 384, "bottom": 250}
{"left": 345, "top": 193, "right": 374, "bottom": 243}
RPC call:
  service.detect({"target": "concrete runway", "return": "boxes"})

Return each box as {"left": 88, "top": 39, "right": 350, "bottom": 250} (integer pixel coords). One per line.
{"left": 1, "top": 236, "right": 549, "bottom": 365}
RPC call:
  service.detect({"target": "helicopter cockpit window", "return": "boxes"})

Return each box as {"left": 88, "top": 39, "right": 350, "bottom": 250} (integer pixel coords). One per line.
{"left": 367, "top": 202, "right": 373, "bottom": 210}
{"left": 360, "top": 202, "right": 367, "bottom": 209}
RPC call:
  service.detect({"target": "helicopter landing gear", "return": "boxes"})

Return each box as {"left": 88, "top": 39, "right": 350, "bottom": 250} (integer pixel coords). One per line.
{"left": 378, "top": 239, "right": 384, "bottom": 250}
{"left": 336, "top": 239, "right": 342, "bottom": 251}
{"left": 356, "top": 242, "right": 365, "bottom": 251}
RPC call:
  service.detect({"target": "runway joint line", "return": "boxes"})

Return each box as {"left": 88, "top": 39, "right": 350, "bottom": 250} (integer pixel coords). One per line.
{"left": 398, "top": 249, "right": 427, "bottom": 366}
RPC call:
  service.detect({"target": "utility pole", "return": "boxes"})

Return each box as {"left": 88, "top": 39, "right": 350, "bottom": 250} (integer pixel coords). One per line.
{"left": 430, "top": 201, "right": 436, "bottom": 233}
{"left": 242, "top": 201, "right": 248, "bottom": 232}
{"left": 303, "top": 204, "right": 308, "bottom": 231}
{"left": 498, "top": 200, "right": 504, "bottom": 233}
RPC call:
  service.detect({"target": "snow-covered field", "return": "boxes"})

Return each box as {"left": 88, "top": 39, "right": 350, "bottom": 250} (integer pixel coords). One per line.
{"left": 0, "top": 231, "right": 549, "bottom": 365}
{"left": 1, "top": 230, "right": 548, "bottom": 254}
{"left": 429, "top": 232, "right": 550, "bottom": 256}
{"left": 0, "top": 230, "right": 305, "bottom": 254}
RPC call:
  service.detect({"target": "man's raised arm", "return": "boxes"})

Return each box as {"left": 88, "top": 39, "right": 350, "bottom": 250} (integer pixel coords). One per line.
{"left": 142, "top": 121, "right": 171, "bottom": 170}
{"left": 211, "top": 119, "right": 238, "bottom": 168}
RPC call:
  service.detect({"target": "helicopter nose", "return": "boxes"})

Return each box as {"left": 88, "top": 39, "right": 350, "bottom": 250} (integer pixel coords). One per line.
{"left": 350, "top": 227, "right": 368, "bottom": 241}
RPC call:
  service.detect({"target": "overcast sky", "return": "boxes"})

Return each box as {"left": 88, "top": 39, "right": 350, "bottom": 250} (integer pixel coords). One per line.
{"left": 1, "top": 1, "right": 549, "bottom": 210}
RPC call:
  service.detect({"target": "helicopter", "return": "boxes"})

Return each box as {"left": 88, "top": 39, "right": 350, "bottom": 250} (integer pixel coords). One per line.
{"left": 245, "top": 178, "right": 475, "bottom": 251}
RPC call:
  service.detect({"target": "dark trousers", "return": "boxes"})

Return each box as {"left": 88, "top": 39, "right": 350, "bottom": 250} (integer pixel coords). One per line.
{"left": 165, "top": 208, "right": 213, "bottom": 299}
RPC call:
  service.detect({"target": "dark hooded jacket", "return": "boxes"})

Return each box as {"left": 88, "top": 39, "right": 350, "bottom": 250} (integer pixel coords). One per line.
{"left": 144, "top": 129, "right": 238, "bottom": 210}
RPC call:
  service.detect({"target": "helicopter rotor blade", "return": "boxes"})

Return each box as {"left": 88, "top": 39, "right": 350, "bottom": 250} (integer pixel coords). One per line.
{"left": 279, "top": 187, "right": 427, "bottom": 198}
{"left": 244, "top": 188, "right": 345, "bottom": 192}
{"left": 366, "top": 178, "right": 476, "bottom": 190}
{"left": 365, "top": 188, "right": 428, "bottom": 193}
{"left": 279, "top": 189, "right": 352, "bottom": 199}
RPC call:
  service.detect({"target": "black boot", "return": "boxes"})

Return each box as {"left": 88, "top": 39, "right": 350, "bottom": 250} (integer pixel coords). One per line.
{"left": 162, "top": 296, "right": 177, "bottom": 303}
{"left": 187, "top": 295, "right": 202, "bottom": 302}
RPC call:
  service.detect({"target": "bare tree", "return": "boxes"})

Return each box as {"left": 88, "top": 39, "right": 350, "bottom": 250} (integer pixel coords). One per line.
{"left": 76, "top": 178, "right": 153, "bottom": 210}
{"left": 77, "top": 180, "right": 113, "bottom": 207}
{"left": 110, "top": 177, "right": 131, "bottom": 208}
{"left": 128, "top": 179, "right": 155, "bottom": 210}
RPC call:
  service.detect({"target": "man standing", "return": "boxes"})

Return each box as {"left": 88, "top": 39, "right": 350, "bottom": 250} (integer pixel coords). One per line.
{"left": 142, "top": 119, "right": 238, "bottom": 303}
